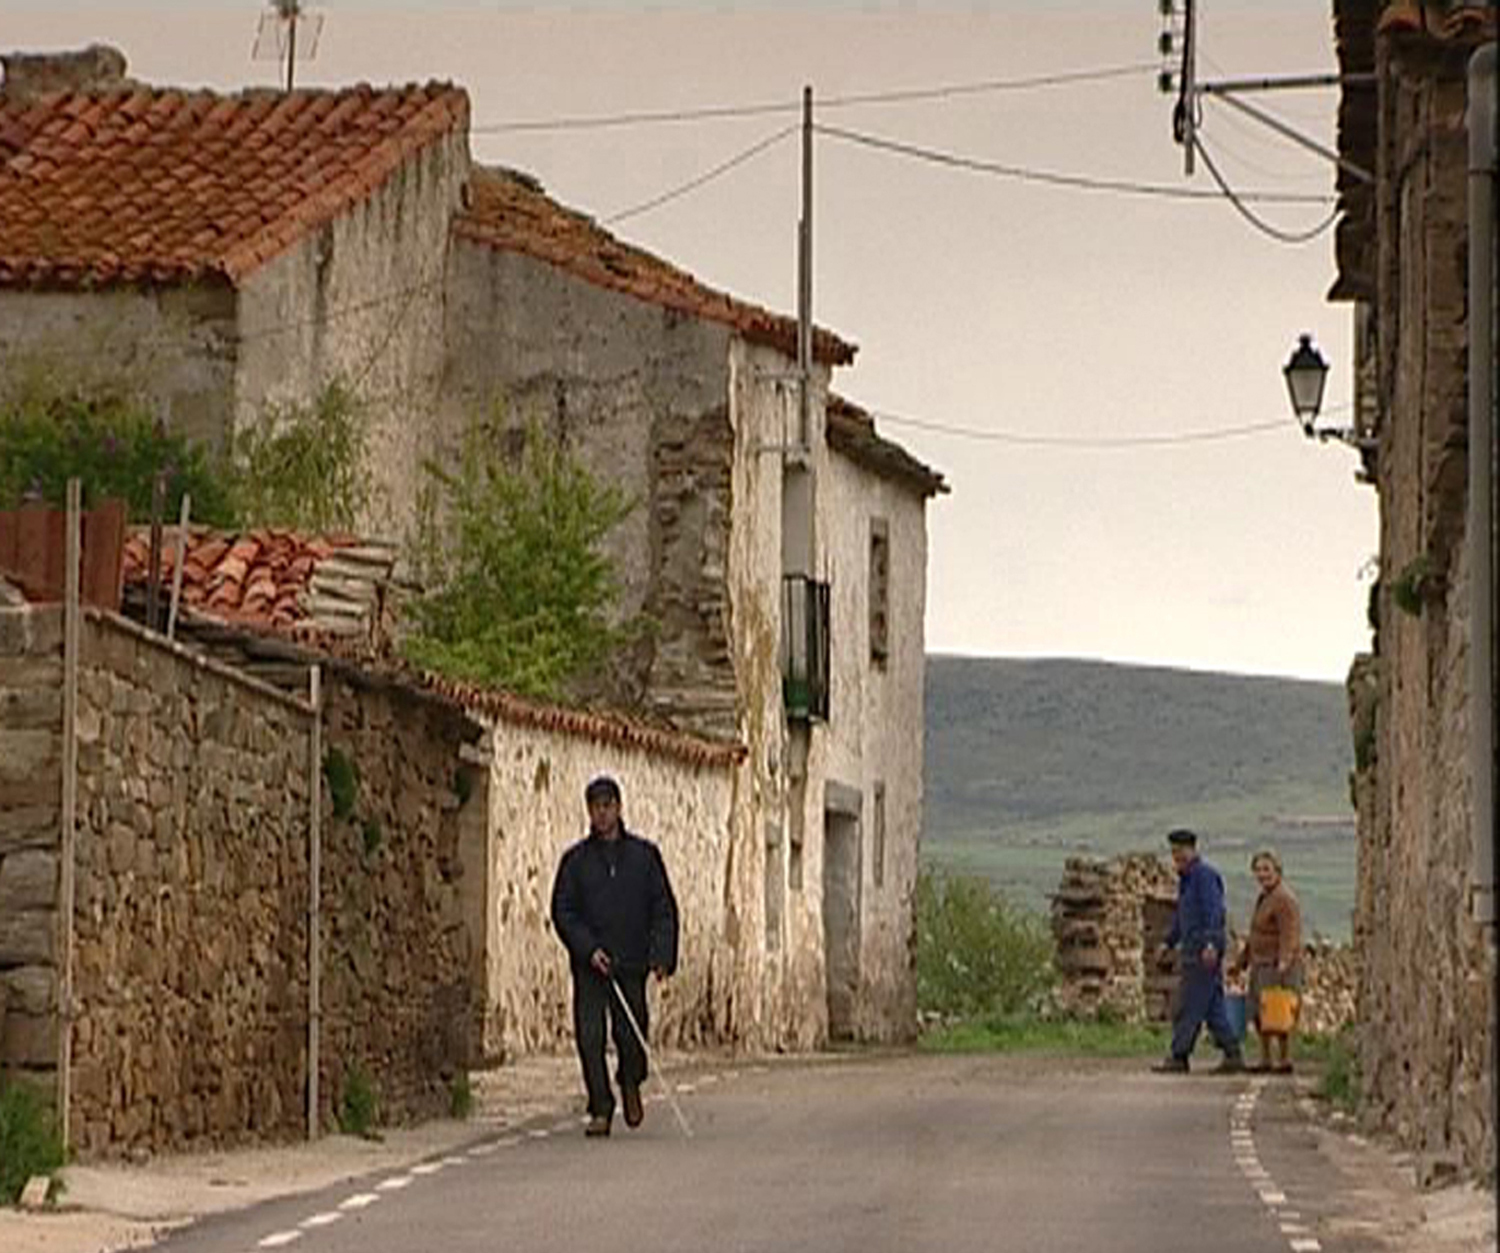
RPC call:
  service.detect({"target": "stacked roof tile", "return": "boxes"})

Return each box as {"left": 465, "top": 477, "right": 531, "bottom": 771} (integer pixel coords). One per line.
{"left": 0, "top": 82, "right": 468, "bottom": 287}
{"left": 454, "top": 167, "right": 857, "bottom": 366}
{"left": 121, "top": 527, "right": 396, "bottom": 638}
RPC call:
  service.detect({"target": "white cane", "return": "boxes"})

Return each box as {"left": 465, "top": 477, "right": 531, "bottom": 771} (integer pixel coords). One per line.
{"left": 609, "top": 976, "right": 694, "bottom": 1139}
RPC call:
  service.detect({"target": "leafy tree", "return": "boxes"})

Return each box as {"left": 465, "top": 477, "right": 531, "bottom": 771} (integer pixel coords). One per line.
{"left": 403, "top": 417, "right": 639, "bottom": 700}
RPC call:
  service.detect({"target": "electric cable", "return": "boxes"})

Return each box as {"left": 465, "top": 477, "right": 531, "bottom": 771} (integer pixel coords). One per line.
{"left": 1192, "top": 135, "right": 1339, "bottom": 244}
{"left": 864, "top": 409, "right": 1292, "bottom": 448}
{"left": 816, "top": 122, "right": 1336, "bottom": 204}
{"left": 470, "top": 62, "right": 1158, "bottom": 135}
{"left": 605, "top": 125, "right": 797, "bottom": 225}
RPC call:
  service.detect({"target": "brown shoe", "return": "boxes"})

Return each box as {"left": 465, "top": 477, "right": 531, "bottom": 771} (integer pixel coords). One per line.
{"left": 622, "top": 1086, "right": 644, "bottom": 1128}
{"left": 585, "top": 1114, "right": 611, "bottom": 1138}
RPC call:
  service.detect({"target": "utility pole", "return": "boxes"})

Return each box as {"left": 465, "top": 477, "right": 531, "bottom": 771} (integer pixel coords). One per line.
{"left": 1178, "top": 0, "right": 1196, "bottom": 175}
{"left": 283, "top": 0, "right": 298, "bottom": 93}
{"left": 797, "top": 84, "right": 813, "bottom": 452}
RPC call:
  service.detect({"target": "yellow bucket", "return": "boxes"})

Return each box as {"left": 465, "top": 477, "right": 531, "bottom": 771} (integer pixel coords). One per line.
{"left": 1260, "top": 986, "right": 1300, "bottom": 1033}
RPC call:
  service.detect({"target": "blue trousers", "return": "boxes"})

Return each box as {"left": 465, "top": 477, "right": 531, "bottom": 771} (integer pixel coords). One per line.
{"left": 1171, "top": 953, "right": 1242, "bottom": 1061}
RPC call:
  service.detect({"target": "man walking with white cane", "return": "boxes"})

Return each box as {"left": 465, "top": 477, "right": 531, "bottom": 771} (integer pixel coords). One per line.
{"left": 551, "top": 776, "right": 680, "bottom": 1138}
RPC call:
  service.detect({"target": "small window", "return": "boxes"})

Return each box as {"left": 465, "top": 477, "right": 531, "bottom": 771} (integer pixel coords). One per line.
{"left": 869, "top": 519, "right": 890, "bottom": 666}
{"left": 765, "top": 819, "right": 784, "bottom": 951}
{"left": 872, "top": 782, "right": 887, "bottom": 889}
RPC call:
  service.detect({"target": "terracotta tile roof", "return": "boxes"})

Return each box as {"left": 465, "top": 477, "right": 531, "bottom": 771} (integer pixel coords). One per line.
{"left": 121, "top": 527, "right": 397, "bottom": 639}
{"left": 454, "top": 167, "right": 857, "bottom": 366}
{"left": 826, "top": 396, "right": 948, "bottom": 498}
{"left": 0, "top": 82, "right": 468, "bottom": 287}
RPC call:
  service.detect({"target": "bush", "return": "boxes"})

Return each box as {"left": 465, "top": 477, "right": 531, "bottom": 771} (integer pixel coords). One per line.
{"left": 0, "top": 388, "right": 235, "bottom": 524}
{"left": 337, "top": 1065, "right": 380, "bottom": 1139}
{"left": 230, "top": 381, "right": 373, "bottom": 532}
{"left": 404, "top": 416, "right": 641, "bottom": 700}
{"left": 916, "top": 870, "right": 1055, "bottom": 1020}
{"left": 0, "top": 1081, "right": 65, "bottom": 1205}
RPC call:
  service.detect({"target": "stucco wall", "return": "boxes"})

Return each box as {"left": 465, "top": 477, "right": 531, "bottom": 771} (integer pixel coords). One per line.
{"left": 1350, "top": 39, "right": 1496, "bottom": 1179}
{"left": 820, "top": 448, "right": 928, "bottom": 1042}
{"left": 0, "top": 284, "right": 237, "bottom": 450}
{"left": 443, "top": 240, "right": 740, "bottom": 730}
{"left": 478, "top": 712, "right": 745, "bottom": 1059}
{"left": 235, "top": 132, "right": 468, "bottom": 540}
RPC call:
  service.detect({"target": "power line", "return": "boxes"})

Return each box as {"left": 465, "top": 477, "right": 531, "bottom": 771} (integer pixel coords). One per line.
{"left": 816, "top": 123, "right": 1337, "bottom": 205}
{"left": 470, "top": 62, "right": 1158, "bottom": 135}
{"left": 865, "top": 409, "right": 1300, "bottom": 448}
{"left": 1192, "top": 136, "right": 1339, "bottom": 244}
{"left": 605, "top": 125, "right": 797, "bottom": 226}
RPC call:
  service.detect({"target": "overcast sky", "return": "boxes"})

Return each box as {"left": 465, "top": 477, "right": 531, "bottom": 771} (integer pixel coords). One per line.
{"left": 7, "top": 2, "right": 1374, "bottom": 682}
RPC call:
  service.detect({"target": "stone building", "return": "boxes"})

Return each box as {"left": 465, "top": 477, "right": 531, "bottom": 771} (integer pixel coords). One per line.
{"left": 0, "top": 50, "right": 947, "bottom": 1053}
{"left": 1328, "top": 0, "right": 1496, "bottom": 1178}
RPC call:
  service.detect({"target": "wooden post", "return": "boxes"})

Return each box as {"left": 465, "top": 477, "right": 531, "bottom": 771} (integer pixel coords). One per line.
{"left": 166, "top": 494, "right": 192, "bottom": 641}
{"left": 307, "top": 664, "right": 322, "bottom": 1141}
{"left": 56, "top": 478, "right": 81, "bottom": 1153}
{"left": 145, "top": 471, "right": 166, "bottom": 632}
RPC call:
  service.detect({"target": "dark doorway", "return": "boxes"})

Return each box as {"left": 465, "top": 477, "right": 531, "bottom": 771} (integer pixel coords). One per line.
{"left": 823, "top": 809, "right": 862, "bottom": 1040}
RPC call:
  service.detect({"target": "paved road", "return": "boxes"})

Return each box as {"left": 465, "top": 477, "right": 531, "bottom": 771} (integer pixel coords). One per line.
{"left": 152, "top": 1054, "right": 1380, "bottom": 1253}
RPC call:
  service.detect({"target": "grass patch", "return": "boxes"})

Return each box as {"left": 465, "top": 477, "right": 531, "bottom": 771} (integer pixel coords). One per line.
{"left": 1300, "top": 1030, "right": 1361, "bottom": 1113}
{"left": 337, "top": 1065, "right": 380, "bottom": 1140}
{"left": 921, "top": 1015, "right": 1170, "bottom": 1057}
{"left": 449, "top": 1072, "right": 474, "bottom": 1121}
{"left": 0, "top": 1081, "right": 66, "bottom": 1205}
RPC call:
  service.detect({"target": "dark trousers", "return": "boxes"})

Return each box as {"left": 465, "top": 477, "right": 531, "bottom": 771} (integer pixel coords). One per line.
{"left": 571, "top": 969, "right": 649, "bottom": 1118}
{"left": 1171, "top": 954, "right": 1241, "bottom": 1061}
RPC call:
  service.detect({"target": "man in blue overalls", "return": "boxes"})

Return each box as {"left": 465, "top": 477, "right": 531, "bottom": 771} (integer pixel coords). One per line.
{"left": 1152, "top": 829, "right": 1245, "bottom": 1074}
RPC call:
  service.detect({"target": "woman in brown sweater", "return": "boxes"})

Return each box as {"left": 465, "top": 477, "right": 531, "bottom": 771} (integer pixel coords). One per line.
{"left": 1237, "top": 850, "right": 1303, "bottom": 1073}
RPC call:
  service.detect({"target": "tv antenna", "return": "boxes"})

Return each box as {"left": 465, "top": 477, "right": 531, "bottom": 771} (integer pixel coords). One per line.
{"left": 253, "top": 0, "right": 325, "bottom": 92}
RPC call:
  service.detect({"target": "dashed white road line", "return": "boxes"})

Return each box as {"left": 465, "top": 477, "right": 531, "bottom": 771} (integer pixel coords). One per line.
{"left": 1229, "top": 1081, "right": 1321, "bottom": 1253}
{"left": 410, "top": 1162, "right": 443, "bottom": 1176}
{"left": 376, "top": 1175, "right": 414, "bottom": 1191}
{"left": 338, "top": 1193, "right": 380, "bottom": 1211}
{"left": 299, "top": 1212, "right": 342, "bottom": 1229}
{"left": 257, "top": 1232, "right": 303, "bottom": 1248}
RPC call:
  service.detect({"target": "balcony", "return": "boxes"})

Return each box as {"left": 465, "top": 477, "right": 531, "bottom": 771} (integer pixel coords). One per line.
{"left": 782, "top": 573, "right": 830, "bottom": 722}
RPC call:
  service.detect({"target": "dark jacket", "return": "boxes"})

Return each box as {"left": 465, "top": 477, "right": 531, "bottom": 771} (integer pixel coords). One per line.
{"left": 1165, "top": 856, "right": 1228, "bottom": 956}
{"left": 550, "top": 828, "right": 679, "bottom": 976}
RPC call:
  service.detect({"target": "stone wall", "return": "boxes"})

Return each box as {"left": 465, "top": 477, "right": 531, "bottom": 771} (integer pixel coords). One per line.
{"left": 0, "top": 601, "right": 63, "bottom": 1094}
{"left": 0, "top": 606, "right": 485, "bottom": 1157}
{"left": 316, "top": 670, "right": 485, "bottom": 1127}
{"left": 1346, "top": 33, "right": 1496, "bottom": 1180}
{"left": 443, "top": 236, "right": 742, "bottom": 732}
{"left": 69, "top": 613, "right": 316, "bottom": 1154}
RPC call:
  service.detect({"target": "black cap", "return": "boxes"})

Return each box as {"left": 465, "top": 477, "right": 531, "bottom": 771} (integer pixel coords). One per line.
{"left": 1166, "top": 828, "right": 1198, "bottom": 848}
{"left": 585, "top": 775, "right": 621, "bottom": 804}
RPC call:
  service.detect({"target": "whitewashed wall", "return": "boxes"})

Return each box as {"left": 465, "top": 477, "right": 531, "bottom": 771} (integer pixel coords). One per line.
{"left": 479, "top": 708, "right": 743, "bottom": 1060}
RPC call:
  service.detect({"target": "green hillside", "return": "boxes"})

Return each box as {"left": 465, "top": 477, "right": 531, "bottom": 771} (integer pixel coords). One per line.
{"left": 923, "top": 656, "right": 1358, "bottom": 940}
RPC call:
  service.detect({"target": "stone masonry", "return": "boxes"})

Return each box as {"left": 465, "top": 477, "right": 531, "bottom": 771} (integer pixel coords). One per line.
{"left": 0, "top": 600, "right": 64, "bottom": 1096}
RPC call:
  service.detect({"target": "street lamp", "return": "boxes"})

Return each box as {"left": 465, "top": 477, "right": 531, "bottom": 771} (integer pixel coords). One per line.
{"left": 1283, "top": 332, "right": 1330, "bottom": 433}
{"left": 1282, "top": 332, "right": 1377, "bottom": 465}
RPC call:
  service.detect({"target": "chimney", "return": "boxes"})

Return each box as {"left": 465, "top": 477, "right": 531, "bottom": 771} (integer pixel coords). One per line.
{"left": 1, "top": 44, "right": 130, "bottom": 101}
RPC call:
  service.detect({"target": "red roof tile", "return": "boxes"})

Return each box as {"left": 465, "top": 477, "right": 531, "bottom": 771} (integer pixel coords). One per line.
{"left": 0, "top": 82, "right": 468, "bottom": 288}
{"left": 454, "top": 167, "right": 857, "bottom": 367}
{"left": 121, "top": 526, "right": 396, "bottom": 639}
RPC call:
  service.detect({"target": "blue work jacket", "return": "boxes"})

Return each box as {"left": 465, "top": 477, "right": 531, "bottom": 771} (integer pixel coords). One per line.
{"left": 1165, "top": 856, "right": 1227, "bottom": 956}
